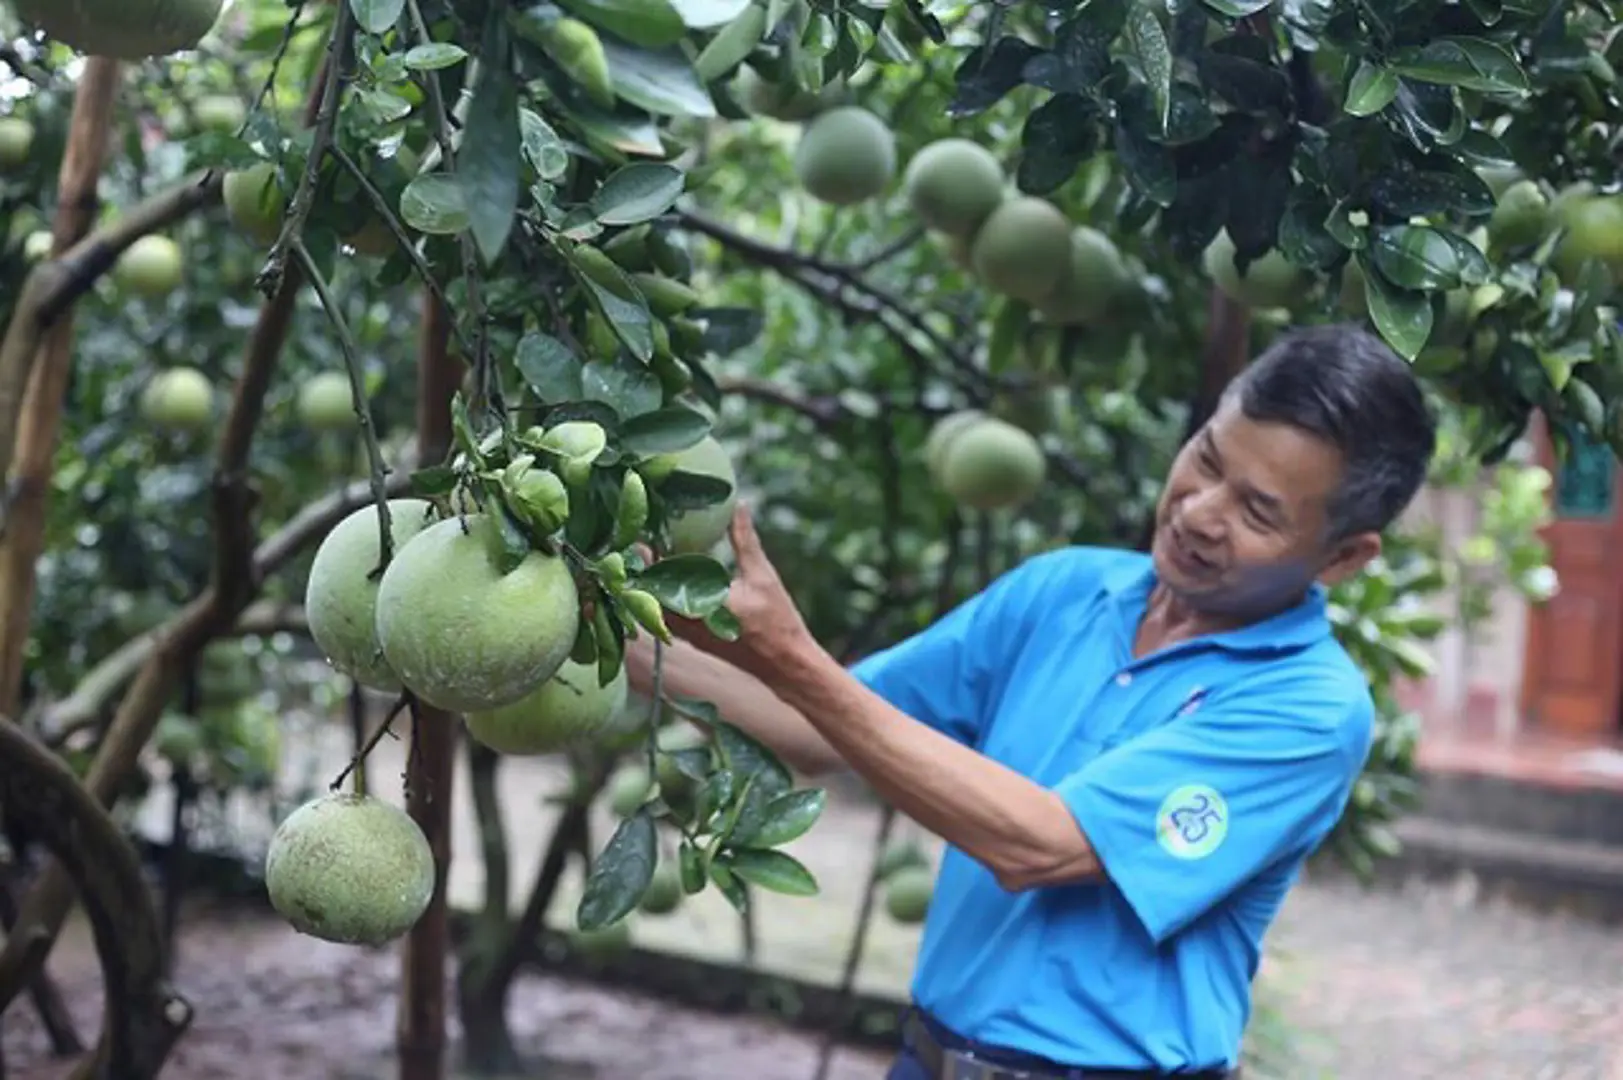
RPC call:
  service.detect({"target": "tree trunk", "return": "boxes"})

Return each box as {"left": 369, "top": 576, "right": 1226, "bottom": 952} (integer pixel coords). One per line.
{"left": 398, "top": 293, "right": 458, "bottom": 1080}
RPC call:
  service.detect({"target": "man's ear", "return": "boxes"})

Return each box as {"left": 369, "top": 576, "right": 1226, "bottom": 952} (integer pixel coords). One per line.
{"left": 1316, "top": 531, "right": 1382, "bottom": 588}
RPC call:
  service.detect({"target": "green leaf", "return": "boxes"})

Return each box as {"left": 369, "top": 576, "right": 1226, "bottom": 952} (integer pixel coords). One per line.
{"left": 708, "top": 859, "right": 749, "bottom": 913}
{"left": 1124, "top": 3, "right": 1172, "bottom": 132}
{"left": 735, "top": 788, "right": 826, "bottom": 848}
{"left": 520, "top": 110, "right": 571, "bottom": 181}
{"left": 1389, "top": 36, "right": 1530, "bottom": 95}
{"left": 555, "top": 0, "right": 686, "bottom": 48}
{"left": 399, "top": 174, "right": 469, "bottom": 234}
{"left": 716, "top": 722, "right": 793, "bottom": 796}
{"left": 1344, "top": 61, "right": 1399, "bottom": 116}
{"left": 1370, "top": 225, "right": 1489, "bottom": 292}
{"left": 592, "top": 163, "right": 686, "bottom": 226}
{"left": 350, "top": 0, "right": 404, "bottom": 35}
{"left": 1114, "top": 116, "right": 1175, "bottom": 206}
{"left": 409, "top": 465, "right": 457, "bottom": 497}
{"left": 619, "top": 405, "right": 711, "bottom": 456}
{"left": 576, "top": 811, "right": 657, "bottom": 931}
{"left": 601, "top": 40, "right": 717, "bottom": 119}
{"left": 723, "top": 849, "right": 819, "bottom": 896}
{"left": 515, "top": 333, "right": 584, "bottom": 403}
{"left": 659, "top": 469, "right": 733, "bottom": 511}
{"left": 460, "top": 61, "right": 523, "bottom": 264}
{"left": 582, "top": 353, "right": 662, "bottom": 417}
{"left": 669, "top": 0, "right": 753, "bottom": 27}
{"left": 569, "top": 253, "right": 655, "bottom": 361}
{"left": 402, "top": 43, "right": 468, "bottom": 70}
{"left": 633, "top": 554, "right": 731, "bottom": 618}
{"left": 1363, "top": 262, "right": 1435, "bottom": 362}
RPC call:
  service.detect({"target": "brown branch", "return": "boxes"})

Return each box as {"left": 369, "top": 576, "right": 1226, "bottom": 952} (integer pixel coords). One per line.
{"left": 0, "top": 52, "right": 336, "bottom": 1020}
{"left": 0, "top": 717, "right": 192, "bottom": 1080}
{"left": 0, "top": 57, "right": 123, "bottom": 718}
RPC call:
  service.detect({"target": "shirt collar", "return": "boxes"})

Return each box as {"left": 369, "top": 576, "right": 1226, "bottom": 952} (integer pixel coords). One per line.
{"left": 1100, "top": 555, "right": 1330, "bottom": 656}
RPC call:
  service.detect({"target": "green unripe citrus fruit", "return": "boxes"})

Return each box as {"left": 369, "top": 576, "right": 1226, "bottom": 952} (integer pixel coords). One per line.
{"left": 1035, "top": 226, "right": 1131, "bottom": 326}
{"left": 113, "top": 235, "right": 184, "bottom": 298}
{"left": 569, "top": 919, "right": 632, "bottom": 959}
{"left": 223, "top": 162, "right": 286, "bottom": 246}
{"left": 139, "top": 366, "right": 214, "bottom": 431}
{"left": 0, "top": 117, "right": 35, "bottom": 169}
{"left": 903, "top": 138, "right": 1006, "bottom": 239}
{"left": 264, "top": 792, "right": 435, "bottom": 946}
{"left": 1487, "top": 178, "right": 1551, "bottom": 252}
{"left": 608, "top": 765, "right": 653, "bottom": 817}
{"left": 374, "top": 514, "right": 583, "bottom": 713}
{"left": 876, "top": 840, "right": 930, "bottom": 881}
{"left": 883, "top": 865, "right": 934, "bottom": 925}
{"left": 1552, "top": 193, "right": 1623, "bottom": 279}
{"left": 736, "top": 68, "right": 844, "bottom": 121}
{"left": 655, "top": 436, "right": 738, "bottom": 555}
{"left": 297, "top": 371, "right": 357, "bottom": 433}
{"left": 463, "top": 658, "right": 630, "bottom": 756}
{"left": 638, "top": 862, "right": 684, "bottom": 916}
{"left": 970, "top": 197, "right": 1073, "bottom": 305}
{"left": 193, "top": 95, "right": 245, "bottom": 134}
{"left": 22, "top": 230, "right": 52, "bottom": 263}
{"left": 1202, "top": 230, "right": 1312, "bottom": 311}
{"left": 793, "top": 106, "right": 896, "bottom": 207}
{"left": 938, "top": 416, "right": 1047, "bottom": 512}
{"left": 923, "top": 409, "right": 984, "bottom": 482}
{"left": 304, "top": 499, "right": 438, "bottom": 693}
{"left": 12, "top": 0, "right": 224, "bottom": 60}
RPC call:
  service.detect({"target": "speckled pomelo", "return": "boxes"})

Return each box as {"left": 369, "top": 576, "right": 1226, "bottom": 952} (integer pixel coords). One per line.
{"left": 304, "top": 499, "right": 436, "bottom": 693}
{"left": 12, "top": 0, "right": 224, "bottom": 61}
{"left": 264, "top": 792, "right": 434, "bottom": 946}
{"left": 373, "top": 514, "right": 581, "bottom": 713}
{"left": 653, "top": 436, "right": 737, "bottom": 555}
{"left": 463, "top": 658, "right": 630, "bottom": 756}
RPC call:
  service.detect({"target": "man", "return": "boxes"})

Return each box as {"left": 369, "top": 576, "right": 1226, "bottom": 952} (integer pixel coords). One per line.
{"left": 626, "top": 323, "right": 1437, "bottom": 1079}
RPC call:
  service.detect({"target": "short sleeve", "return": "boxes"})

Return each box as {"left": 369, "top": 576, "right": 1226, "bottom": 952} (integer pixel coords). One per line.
{"left": 1054, "top": 667, "right": 1374, "bottom": 945}
{"left": 849, "top": 548, "right": 1093, "bottom": 746}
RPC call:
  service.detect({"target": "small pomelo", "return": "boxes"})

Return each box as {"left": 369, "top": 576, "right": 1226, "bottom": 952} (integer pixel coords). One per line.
{"left": 654, "top": 436, "right": 738, "bottom": 555}
{"left": 140, "top": 366, "right": 214, "bottom": 431}
{"left": 373, "top": 514, "right": 582, "bottom": 713}
{"left": 902, "top": 138, "right": 1005, "bottom": 239}
{"left": 304, "top": 499, "right": 437, "bottom": 692}
{"left": 113, "top": 235, "right": 184, "bottom": 298}
{"left": 883, "top": 865, "right": 934, "bottom": 925}
{"left": 970, "top": 197, "right": 1073, "bottom": 305}
{"left": 938, "top": 416, "right": 1047, "bottom": 512}
{"left": 793, "top": 106, "right": 896, "bottom": 206}
{"left": 264, "top": 791, "right": 435, "bottom": 946}
{"left": 463, "top": 658, "right": 631, "bottom": 756}
{"left": 223, "top": 162, "right": 286, "bottom": 246}
{"left": 297, "top": 371, "right": 357, "bottom": 433}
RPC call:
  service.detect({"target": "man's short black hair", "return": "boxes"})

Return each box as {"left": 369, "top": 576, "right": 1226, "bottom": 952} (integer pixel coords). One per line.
{"left": 1222, "top": 323, "right": 1437, "bottom": 539}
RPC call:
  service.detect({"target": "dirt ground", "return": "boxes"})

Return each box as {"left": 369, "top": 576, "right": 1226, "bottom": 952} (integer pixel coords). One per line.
{"left": 0, "top": 907, "right": 894, "bottom": 1080}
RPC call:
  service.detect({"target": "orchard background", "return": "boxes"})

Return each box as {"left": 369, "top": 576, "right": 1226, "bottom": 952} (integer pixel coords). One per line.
{"left": 0, "top": 0, "right": 1617, "bottom": 1077}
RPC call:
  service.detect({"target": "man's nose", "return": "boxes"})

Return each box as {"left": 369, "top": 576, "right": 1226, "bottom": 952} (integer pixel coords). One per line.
{"left": 1181, "top": 487, "right": 1227, "bottom": 542}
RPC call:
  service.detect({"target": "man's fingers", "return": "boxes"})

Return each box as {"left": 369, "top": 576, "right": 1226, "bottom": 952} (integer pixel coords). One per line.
{"left": 728, "top": 501, "right": 763, "bottom": 562}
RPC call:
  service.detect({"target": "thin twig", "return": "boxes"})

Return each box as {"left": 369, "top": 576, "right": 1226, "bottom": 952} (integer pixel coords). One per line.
{"left": 330, "top": 692, "right": 412, "bottom": 793}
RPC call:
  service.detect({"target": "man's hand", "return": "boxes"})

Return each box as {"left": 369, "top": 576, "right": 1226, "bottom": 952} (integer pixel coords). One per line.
{"left": 660, "top": 502, "right": 815, "bottom": 683}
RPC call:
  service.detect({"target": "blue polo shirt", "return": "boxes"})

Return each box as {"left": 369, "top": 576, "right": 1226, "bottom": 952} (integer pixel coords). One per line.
{"left": 850, "top": 545, "right": 1374, "bottom": 1072}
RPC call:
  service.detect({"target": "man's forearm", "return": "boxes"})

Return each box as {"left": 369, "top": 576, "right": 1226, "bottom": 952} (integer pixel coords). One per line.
{"left": 766, "top": 636, "right": 1103, "bottom": 891}
{"left": 622, "top": 635, "right": 846, "bottom": 777}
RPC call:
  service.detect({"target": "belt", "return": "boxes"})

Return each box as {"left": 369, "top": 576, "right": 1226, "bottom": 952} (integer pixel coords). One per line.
{"left": 901, "top": 1010, "right": 1234, "bottom": 1080}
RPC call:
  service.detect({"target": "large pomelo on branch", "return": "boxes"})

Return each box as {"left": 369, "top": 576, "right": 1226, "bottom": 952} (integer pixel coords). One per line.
{"left": 650, "top": 436, "right": 738, "bottom": 555}
{"left": 463, "top": 658, "right": 630, "bottom": 756}
{"left": 223, "top": 162, "right": 286, "bottom": 246}
{"left": 793, "top": 106, "right": 896, "bottom": 207}
{"left": 304, "top": 499, "right": 437, "bottom": 693}
{"left": 1035, "top": 226, "right": 1131, "bottom": 326}
{"left": 264, "top": 792, "right": 435, "bottom": 946}
{"left": 297, "top": 370, "right": 358, "bottom": 433}
{"left": 923, "top": 409, "right": 984, "bottom": 483}
{"left": 902, "top": 138, "right": 1006, "bottom": 239}
{"left": 12, "top": 0, "right": 225, "bottom": 61}
{"left": 938, "top": 416, "right": 1047, "bottom": 512}
{"left": 139, "top": 366, "right": 214, "bottom": 431}
{"left": 373, "top": 514, "right": 582, "bottom": 713}
{"left": 1202, "top": 230, "right": 1312, "bottom": 311}
{"left": 113, "top": 235, "right": 184, "bottom": 298}
{"left": 970, "top": 197, "right": 1073, "bottom": 305}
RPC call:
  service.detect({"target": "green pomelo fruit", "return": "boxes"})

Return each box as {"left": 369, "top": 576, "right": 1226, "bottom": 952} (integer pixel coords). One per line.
{"left": 23, "top": 231, "right": 52, "bottom": 262}
{"left": 373, "top": 514, "right": 582, "bottom": 713}
{"left": 1035, "top": 226, "right": 1130, "bottom": 326}
{"left": 1202, "top": 230, "right": 1312, "bottom": 311}
{"left": 463, "top": 658, "right": 630, "bottom": 756}
{"left": 1553, "top": 194, "right": 1623, "bottom": 278}
{"left": 304, "top": 499, "right": 437, "bottom": 693}
{"left": 13, "top": 0, "right": 225, "bottom": 60}
{"left": 938, "top": 417, "right": 1047, "bottom": 512}
{"left": 0, "top": 118, "right": 35, "bottom": 169}
{"left": 264, "top": 792, "right": 435, "bottom": 946}
{"left": 638, "top": 862, "right": 684, "bottom": 916}
{"left": 970, "top": 197, "right": 1073, "bottom": 305}
{"left": 569, "top": 919, "right": 632, "bottom": 959}
{"left": 193, "top": 94, "right": 245, "bottom": 133}
{"left": 875, "top": 840, "right": 930, "bottom": 881}
{"left": 923, "top": 409, "right": 984, "bottom": 482}
{"left": 1487, "top": 179, "right": 1551, "bottom": 252}
{"left": 607, "top": 765, "right": 653, "bottom": 817}
{"left": 736, "top": 68, "right": 844, "bottom": 121}
{"left": 113, "top": 235, "right": 184, "bottom": 298}
{"left": 223, "top": 162, "right": 286, "bottom": 246}
{"left": 139, "top": 366, "right": 213, "bottom": 431}
{"left": 297, "top": 371, "right": 357, "bottom": 433}
{"left": 883, "top": 865, "right": 933, "bottom": 925}
{"left": 657, "top": 436, "right": 738, "bottom": 555}
{"left": 902, "top": 138, "right": 1005, "bottom": 239}
{"left": 793, "top": 106, "right": 897, "bottom": 207}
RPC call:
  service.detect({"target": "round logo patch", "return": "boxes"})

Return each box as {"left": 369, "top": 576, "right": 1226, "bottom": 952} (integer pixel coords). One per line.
{"left": 1155, "top": 784, "right": 1229, "bottom": 860}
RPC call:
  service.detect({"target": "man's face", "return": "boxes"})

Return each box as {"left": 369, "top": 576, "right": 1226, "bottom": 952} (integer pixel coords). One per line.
{"left": 1150, "top": 398, "right": 1379, "bottom": 615}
